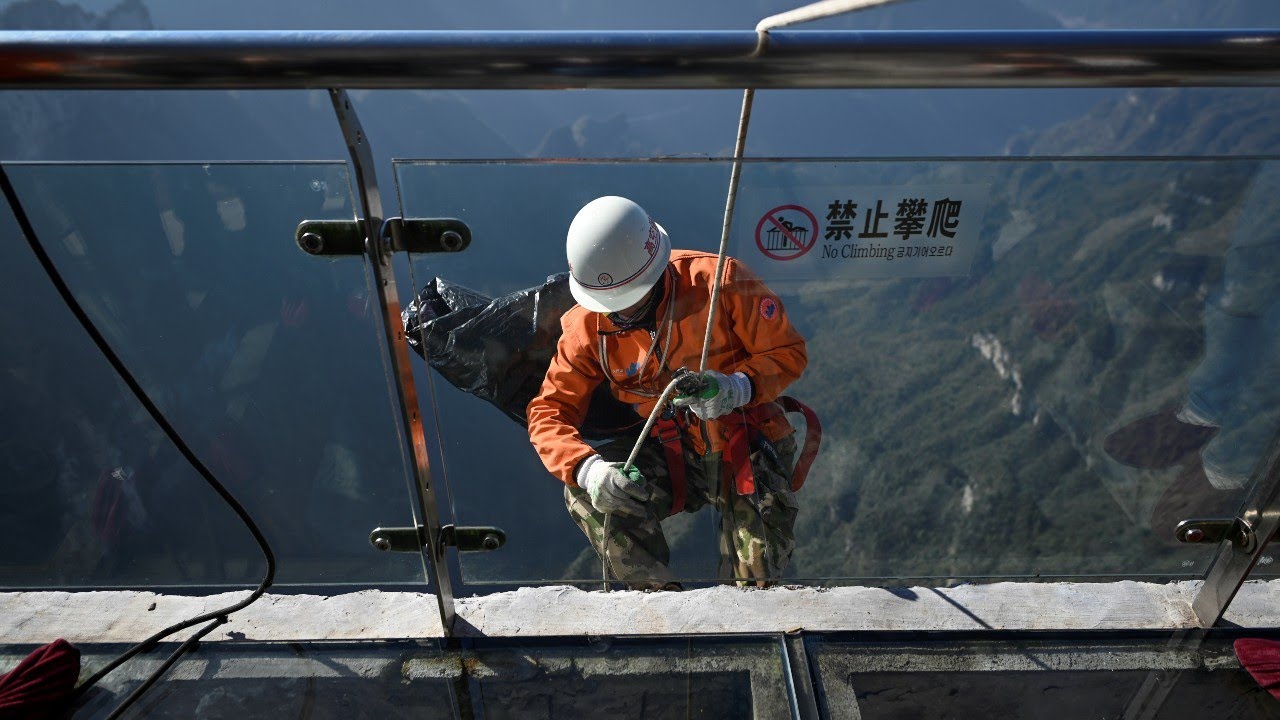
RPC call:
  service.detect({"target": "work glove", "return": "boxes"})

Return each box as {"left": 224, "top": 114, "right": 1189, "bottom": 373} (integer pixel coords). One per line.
{"left": 576, "top": 455, "right": 648, "bottom": 516}
{"left": 672, "top": 370, "right": 752, "bottom": 420}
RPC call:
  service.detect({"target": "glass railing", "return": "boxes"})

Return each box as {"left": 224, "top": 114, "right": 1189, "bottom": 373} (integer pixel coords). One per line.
{"left": 396, "top": 157, "right": 1280, "bottom": 586}
{"left": 0, "top": 162, "right": 427, "bottom": 588}
{"left": 2, "top": 154, "right": 1276, "bottom": 597}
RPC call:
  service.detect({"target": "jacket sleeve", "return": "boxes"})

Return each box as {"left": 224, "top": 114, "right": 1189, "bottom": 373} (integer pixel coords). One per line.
{"left": 526, "top": 318, "right": 605, "bottom": 485}
{"left": 722, "top": 257, "right": 808, "bottom": 404}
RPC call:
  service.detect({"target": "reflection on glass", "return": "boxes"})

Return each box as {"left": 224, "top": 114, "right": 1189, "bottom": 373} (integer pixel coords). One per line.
{"left": 70, "top": 638, "right": 784, "bottom": 720}
{"left": 396, "top": 158, "right": 1279, "bottom": 585}
{"left": 464, "top": 637, "right": 788, "bottom": 719}
{"left": 0, "top": 163, "right": 423, "bottom": 587}
{"left": 809, "top": 635, "right": 1279, "bottom": 719}
{"left": 73, "top": 644, "right": 458, "bottom": 720}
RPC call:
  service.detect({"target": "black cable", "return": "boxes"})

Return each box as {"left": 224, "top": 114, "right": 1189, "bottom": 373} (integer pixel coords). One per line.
{"left": 0, "top": 166, "right": 277, "bottom": 715}
{"left": 103, "top": 617, "right": 228, "bottom": 720}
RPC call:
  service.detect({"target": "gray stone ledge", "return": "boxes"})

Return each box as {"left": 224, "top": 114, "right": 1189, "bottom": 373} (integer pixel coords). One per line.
{"left": 2, "top": 579, "right": 1279, "bottom": 643}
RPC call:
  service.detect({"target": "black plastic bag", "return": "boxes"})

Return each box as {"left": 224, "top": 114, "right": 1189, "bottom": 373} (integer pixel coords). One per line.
{"left": 403, "top": 273, "right": 642, "bottom": 440}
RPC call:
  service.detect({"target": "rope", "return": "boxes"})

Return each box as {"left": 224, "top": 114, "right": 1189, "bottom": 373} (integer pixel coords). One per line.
{"left": 0, "top": 166, "right": 277, "bottom": 718}
{"left": 755, "top": 0, "right": 909, "bottom": 35}
{"left": 608, "top": 0, "right": 909, "bottom": 587}
{"left": 698, "top": 86, "right": 756, "bottom": 373}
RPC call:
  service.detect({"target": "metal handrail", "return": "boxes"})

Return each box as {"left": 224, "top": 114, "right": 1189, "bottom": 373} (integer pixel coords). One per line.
{"left": 0, "top": 29, "right": 1278, "bottom": 89}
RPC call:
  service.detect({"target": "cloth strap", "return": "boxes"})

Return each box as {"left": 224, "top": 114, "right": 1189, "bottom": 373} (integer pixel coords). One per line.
{"left": 720, "top": 396, "right": 823, "bottom": 495}
{"left": 652, "top": 396, "right": 823, "bottom": 508}
{"left": 652, "top": 416, "right": 689, "bottom": 516}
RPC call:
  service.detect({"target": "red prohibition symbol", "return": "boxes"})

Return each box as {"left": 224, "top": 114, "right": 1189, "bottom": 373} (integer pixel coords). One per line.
{"left": 755, "top": 204, "right": 819, "bottom": 261}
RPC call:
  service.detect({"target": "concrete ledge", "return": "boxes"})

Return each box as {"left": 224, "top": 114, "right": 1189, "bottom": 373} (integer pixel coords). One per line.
{"left": 2, "top": 580, "right": 1279, "bottom": 643}
{"left": 459, "top": 581, "right": 1203, "bottom": 636}
{"left": 0, "top": 590, "right": 444, "bottom": 643}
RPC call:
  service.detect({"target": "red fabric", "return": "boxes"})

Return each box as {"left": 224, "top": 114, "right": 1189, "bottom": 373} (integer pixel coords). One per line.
{"left": 777, "top": 396, "right": 822, "bottom": 492}
{"left": 1237, "top": 638, "right": 1280, "bottom": 700}
{"left": 652, "top": 396, "right": 822, "bottom": 506}
{"left": 653, "top": 417, "right": 687, "bottom": 516}
{"left": 723, "top": 416, "right": 756, "bottom": 496}
{"left": 0, "top": 639, "right": 81, "bottom": 718}
{"left": 674, "top": 397, "right": 823, "bottom": 498}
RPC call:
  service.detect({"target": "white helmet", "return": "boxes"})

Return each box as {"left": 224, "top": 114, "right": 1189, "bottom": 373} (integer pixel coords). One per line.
{"left": 566, "top": 196, "right": 671, "bottom": 313}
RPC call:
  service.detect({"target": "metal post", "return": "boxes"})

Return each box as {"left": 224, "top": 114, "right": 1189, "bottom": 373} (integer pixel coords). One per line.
{"left": 779, "top": 633, "right": 822, "bottom": 720}
{"left": 1190, "top": 436, "right": 1280, "bottom": 626}
{"left": 1123, "top": 438, "right": 1280, "bottom": 715}
{"left": 328, "top": 88, "right": 457, "bottom": 634}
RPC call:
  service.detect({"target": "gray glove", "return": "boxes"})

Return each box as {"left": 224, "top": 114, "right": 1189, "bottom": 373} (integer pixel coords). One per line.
{"left": 672, "top": 370, "right": 752, "bottom": 420}
{"left": 577, "top": 455, "right": 648, "bottom": 516}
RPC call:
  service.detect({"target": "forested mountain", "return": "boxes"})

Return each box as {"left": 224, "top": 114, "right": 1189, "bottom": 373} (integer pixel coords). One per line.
{"left": 776, "top": 85, "right": 1280, "bottom": 580}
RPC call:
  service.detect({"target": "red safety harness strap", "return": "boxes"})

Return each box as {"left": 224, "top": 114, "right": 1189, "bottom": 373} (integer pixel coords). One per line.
{"left": 652, "top": 396, "right": 823, "bottom": 509}
{"left": 653, "top": 417, "right": 687, "bottom": 516}
{"left": 716, "top": 396, "right": 825, "bottom": 496}
{"left": 777, "top": 396, "right": 822, "bottom": 492}
{"left": 722, "top": 415, "right": 758, "bottom": 495}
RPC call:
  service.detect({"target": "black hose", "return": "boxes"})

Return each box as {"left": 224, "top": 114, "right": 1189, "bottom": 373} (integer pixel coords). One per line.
{"left": 102, "top": 617, "right": 228, "bottom": 720}
{"left": 0, "top": 166, "right": 277, "bottom": 717}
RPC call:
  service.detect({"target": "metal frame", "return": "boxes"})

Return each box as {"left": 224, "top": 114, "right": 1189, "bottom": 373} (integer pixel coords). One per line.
{"left": 420, "top": 634, "right": 794, "bottom": 720}
{"left": 327, "top": 89, "right": 457, "bottom": 633}
{"left": 1192, "top": 436, "right": 1280, "bottom": 626}
{"left": 1121, "top": 629, "right": 1208, "bottom": 720}
{"left": 780, "top": 633, "right": 823, "bottom": 720}
{"left": 0, "top": 30, "right": 1279, "bottom": 89}
{"left": 3, "top": 28, "right": 1280, "bottom": 634}
{"left": 30, "top": 629, "right": 1280, "bottom": 720}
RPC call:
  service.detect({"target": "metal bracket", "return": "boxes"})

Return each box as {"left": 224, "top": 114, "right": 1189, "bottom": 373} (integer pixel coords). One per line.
{"left": 1175, "top": 518, "right": 1256, "bottom": 552}
{"left": 371, "top": 524, "right": 505, "bottom": 553}
{"left": 369, "top": 525, "right": 427, "bottom": 553}
{"left": 295, "top": 217, "right": 471, "bottom": 257}
{"left": 439, "top": 525, "right": 506, "bottom": 553}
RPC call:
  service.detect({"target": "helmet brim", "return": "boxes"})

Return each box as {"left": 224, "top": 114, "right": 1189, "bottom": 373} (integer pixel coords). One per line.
{"left": 569, "top": 223, "right": 670, "bottom": 313}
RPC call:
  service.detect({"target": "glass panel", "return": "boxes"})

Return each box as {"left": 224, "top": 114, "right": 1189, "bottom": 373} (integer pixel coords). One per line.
{"left": 395, "top": 157, "right": 1279, "bottom": 585}
{"left": 460, "top": 637, "right": 788, "bottom": 719}
{"left": 55, "top": 637, "right": 785, "bottom": 720}
{"left": 808, "top": 634, "right": 1280, "bottom": 719}
{"left": 66, "top": 642, "right": 459, "bottom": 719}
{"left": 0, "top": 162, "right": 425, "bottom": 588}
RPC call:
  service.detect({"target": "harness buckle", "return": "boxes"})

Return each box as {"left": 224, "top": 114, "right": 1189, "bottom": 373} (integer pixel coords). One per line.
{"left": 654, "top": 420, "right": 683, "bottom": 446}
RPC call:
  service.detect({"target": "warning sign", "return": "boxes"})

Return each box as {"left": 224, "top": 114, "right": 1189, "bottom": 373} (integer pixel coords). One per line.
{"left": 755, "top": 205, "right": 818, "bottom": 261}
{"left": 736, "top": 183, "right": 989, "bottom": 283}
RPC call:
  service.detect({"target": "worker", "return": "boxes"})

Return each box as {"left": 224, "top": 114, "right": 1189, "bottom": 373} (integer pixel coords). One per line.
{"left": 526, "top": 196, "right": 810, "bottom": 589}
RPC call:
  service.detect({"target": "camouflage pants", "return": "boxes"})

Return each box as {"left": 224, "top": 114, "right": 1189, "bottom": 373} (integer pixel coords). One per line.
{"left": 565, "top": 430, "right": 799, "bottom": 587}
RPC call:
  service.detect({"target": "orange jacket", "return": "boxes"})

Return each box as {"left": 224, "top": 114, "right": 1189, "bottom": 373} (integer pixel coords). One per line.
{"left": 527, "top": 250, "right": 808, "bottom": 485}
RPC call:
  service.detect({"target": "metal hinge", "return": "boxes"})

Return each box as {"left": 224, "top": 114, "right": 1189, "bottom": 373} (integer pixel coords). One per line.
{"left": 1175, "top": 517, "right": 1256, "bottom": 552}
{"left": 369, "top": 524, "right": 505, "bottom": 553}
{"left": 295, "top": 217, "right": 471, "bottom": 256}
